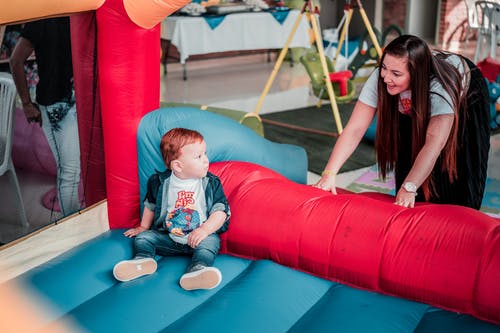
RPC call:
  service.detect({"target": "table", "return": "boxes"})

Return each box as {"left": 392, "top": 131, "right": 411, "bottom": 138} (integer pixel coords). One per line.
{"left": 161, "top": 10, "right": 312, "bottom": 79}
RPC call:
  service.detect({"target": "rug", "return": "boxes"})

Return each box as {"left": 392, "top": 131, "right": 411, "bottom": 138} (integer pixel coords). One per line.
{"left": 261, "top": 101, "right": 376, "bottom": 174}
{"left": 346, "top": 164, "right": 500, "bottom": 217}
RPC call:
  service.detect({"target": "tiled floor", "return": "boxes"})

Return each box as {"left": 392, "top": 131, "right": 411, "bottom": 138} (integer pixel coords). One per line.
{"left": 0, "top": 40, "right": 499, "bottom": 265}
{"left": 160, "top": 52, "right": 317, "bottom": 113}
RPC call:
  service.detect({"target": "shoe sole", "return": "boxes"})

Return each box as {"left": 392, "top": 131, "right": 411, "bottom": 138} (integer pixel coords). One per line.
{"left": 113, "top": 258, "right": 157, "bottom": 282}
{"left": 180, "top": 267, "right": 222, "bottom": 290}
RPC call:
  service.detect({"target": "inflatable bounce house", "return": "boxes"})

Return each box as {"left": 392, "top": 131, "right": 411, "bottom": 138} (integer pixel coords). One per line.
{"left": 1, "top": 1, "right": 500, "bottom": 332}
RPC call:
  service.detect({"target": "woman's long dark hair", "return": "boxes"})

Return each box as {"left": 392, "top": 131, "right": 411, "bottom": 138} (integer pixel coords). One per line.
{"left": 374, "top": 35, "right": 466, "bottom": 200}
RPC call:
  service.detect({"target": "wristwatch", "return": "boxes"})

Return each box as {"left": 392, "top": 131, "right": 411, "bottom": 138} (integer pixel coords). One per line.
{"left": 402, "top": 182, "right": 417, "bottom": 193}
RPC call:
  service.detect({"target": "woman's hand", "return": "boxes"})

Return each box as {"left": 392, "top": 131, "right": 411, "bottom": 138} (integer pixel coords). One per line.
{"left": 23, "top": 103, "right": 42, "bottom": 125}
{"left": 313, "top": 173, "right": 337, "bottom": 194}
{"left": 124, "top": 226, "right": 147, "bottom": 238}
{"left": 394, "top": 189, "right": 417, "bottom": 208}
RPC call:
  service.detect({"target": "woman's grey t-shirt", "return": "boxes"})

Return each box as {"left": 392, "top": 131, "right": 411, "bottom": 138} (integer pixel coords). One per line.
{"left": 358, "top": 54, "right": 466, "bottom": 117}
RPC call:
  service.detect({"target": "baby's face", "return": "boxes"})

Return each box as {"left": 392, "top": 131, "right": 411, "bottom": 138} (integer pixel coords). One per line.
{"left": 176, "top": 140, "right": 209, "bottom": 179}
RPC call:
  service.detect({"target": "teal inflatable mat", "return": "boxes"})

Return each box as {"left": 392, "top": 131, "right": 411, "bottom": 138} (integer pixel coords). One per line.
{"left": 6, "top": 230, "right": 499, "bottom": 332}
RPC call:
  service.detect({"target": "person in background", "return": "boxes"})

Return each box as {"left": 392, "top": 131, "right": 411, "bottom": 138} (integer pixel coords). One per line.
{"left": 113, "top": 128, "right": 230, "bottom": 290}
{"left": 314, "top": 34, "right": 490, "bottom": 209}
{"left": 10, "top": 17, "right": 81, "bottom": 215}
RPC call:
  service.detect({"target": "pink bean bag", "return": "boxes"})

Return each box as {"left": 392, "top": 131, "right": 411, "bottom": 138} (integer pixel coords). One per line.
{"left": 12, "top": 107, "right": 84, "bottom": 212}
{"left": 12, "top": 107, "right": 56, "bottom": 176}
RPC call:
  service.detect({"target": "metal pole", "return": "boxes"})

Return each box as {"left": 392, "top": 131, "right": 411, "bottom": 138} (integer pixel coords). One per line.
{"left": 242, "top": 2, "right": 307, "bottom": 122}
{"left": 308, "top": 5, "right": 343, "bottom": 133}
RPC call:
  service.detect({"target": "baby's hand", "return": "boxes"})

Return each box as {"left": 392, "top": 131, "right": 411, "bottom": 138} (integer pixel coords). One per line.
{"left": 124, "top": 226, "right": 147, "bottom": 238}
{"left": 170, "top": 228, "right": 185, "bottom": 236}
{"left": 187, "top": 228, "right": 209, "bottom": 248}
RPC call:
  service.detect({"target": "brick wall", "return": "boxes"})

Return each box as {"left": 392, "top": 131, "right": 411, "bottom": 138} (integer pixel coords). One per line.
{"left": 382, "top": 0, "right": 406, "bottom": 31}
{"left": 381, "top": 0, "right": 468, "bottom": 51}
{"left": 438, "top": 0, "right": 468, "bottom": 50}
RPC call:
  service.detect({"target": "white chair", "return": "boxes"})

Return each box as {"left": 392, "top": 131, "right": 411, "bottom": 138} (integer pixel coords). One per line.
{"left": 464, "top": 0, "right": 481, "bottom": 49}
{"left": 474, "top": 1, "right": 500, "bottom": 62}
{"left": 0, "top": 72, "right": 28, "bottom": 227}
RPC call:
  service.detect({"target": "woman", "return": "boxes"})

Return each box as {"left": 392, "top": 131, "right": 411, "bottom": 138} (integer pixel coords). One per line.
{"left": 314, "top": 35, "right": 490, "bottom": 209}
{"left": 10, "top": 17, "right": 81, "bottom": 215}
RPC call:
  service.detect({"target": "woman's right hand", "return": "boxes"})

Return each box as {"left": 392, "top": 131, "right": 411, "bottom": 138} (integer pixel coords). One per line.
{"left": 313, "top": 173, "right": 337, "bottom": 194}
{"left": 23, "top": 102, "right": 42, "bottom": 125}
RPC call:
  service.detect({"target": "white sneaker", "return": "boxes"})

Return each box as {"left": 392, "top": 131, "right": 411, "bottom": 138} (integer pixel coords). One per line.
{"left": 179, "top": 266, "right": 222, "bottom": 290}
{"left": 113, "top": 258, "right": 157, "bottom": 282}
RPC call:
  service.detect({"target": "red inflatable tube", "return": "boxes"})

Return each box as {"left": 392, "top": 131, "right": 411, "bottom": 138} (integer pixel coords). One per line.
{"left": 210, "top": 161, "right": 500, "bottom": 324}
{"left": 96, "top": 0, "right": 161, "bottom": 228}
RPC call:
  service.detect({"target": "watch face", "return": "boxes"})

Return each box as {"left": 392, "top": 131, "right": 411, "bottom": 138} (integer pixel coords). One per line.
{"left": 404, "top": 182, "right": 417, "bottom": 193}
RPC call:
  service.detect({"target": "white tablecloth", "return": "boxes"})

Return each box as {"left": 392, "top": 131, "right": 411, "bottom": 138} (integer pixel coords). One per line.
{"left": 161, "top": 10, "right": 311, "bottom": 64}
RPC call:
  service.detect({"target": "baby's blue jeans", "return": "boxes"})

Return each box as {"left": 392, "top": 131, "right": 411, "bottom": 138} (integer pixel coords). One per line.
{"left": 134, "top": 229, "right": 221, "bottom": 273}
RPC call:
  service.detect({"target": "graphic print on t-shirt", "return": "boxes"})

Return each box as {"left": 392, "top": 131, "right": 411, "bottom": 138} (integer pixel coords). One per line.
{"left": 166, "top": 190, "right": 201, "bottom": 236}
{"left": 399, "top": 90, "right": 412, "bottom": 115}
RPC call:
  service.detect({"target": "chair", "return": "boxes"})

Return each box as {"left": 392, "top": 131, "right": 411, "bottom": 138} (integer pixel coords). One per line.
{"left": 463, "top": 0, "right": 481, "bottom": 50}
{"left": 0, "top": 72, "right": 28, "bottom": 227}
{"left": 300, "top": 51, "right": 356, "bottom": 108}
{"left": 474, "top": 1, "right": 500, "bottom": 63}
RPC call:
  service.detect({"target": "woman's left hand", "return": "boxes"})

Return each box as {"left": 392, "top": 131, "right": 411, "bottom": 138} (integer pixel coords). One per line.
{"left": 394, "top": 189, "right": 417, "bottom": 208}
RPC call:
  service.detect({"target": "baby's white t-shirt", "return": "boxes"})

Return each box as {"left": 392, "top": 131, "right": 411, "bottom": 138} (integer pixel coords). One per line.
{"left": 166, "top": 173, "right": 207, "bottom": 244}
